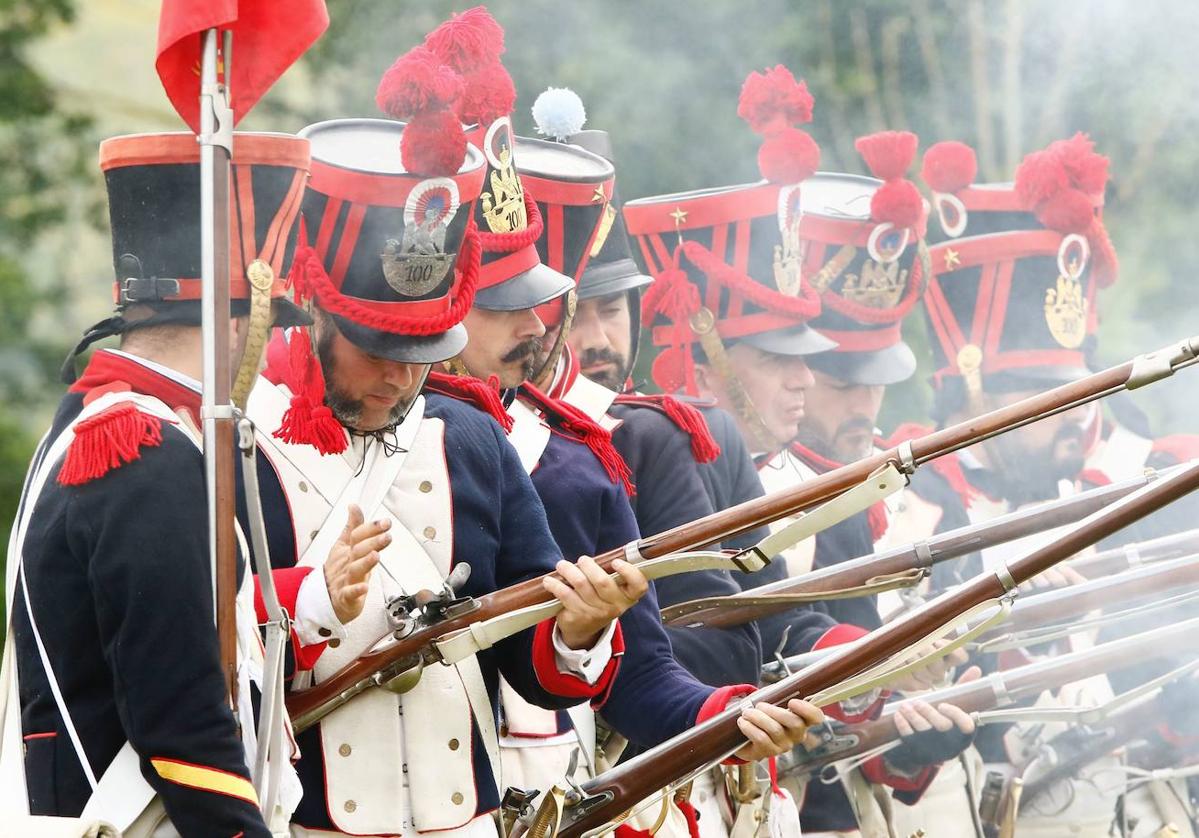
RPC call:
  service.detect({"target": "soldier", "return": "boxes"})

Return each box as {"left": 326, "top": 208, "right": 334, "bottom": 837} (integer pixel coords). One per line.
{"left": 407, "top": 14, "right": 823, "bottom": 824}
{"left": 2, "top": 131, "right": 378, "bottom": 835}
{"left": 248, "top": 70, "right": 647, "bottom": 835}
{"left": 626, "top": 67, "right": 981, "bottom": 837}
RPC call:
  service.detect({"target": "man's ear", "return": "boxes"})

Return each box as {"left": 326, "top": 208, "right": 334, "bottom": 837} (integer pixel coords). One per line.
{"left": 692, "top": 361, "right": 717, "bottom": 399}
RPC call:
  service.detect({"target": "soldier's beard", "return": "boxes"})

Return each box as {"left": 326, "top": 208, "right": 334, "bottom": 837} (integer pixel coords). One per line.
{"left": 577, "top": 347, "right": 629, "bottom": 391}
{"left": 316, "top": 328, "right": 413, "bottom": 432}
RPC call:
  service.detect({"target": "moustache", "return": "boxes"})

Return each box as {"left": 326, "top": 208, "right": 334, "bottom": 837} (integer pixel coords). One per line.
{"left": 834, "top": 416, "right": 876, "bottom": 438}
{"left": 579, "top": 347, "right": 625, "bottom": 370}
{"left": 501, "top": 338, "right": 543, "bottom": 364}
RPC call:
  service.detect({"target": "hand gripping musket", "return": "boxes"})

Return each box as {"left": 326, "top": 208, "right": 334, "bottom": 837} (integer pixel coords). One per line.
{"left": 661, "top": 465, "right": 1185, "bottom": 630}
{"left": 514, "top": 459, "right": 1199, "bottom": 838}
{"left": 285, "top": 337, "right": 1199, "bottom": 732}
{"left": 776, "top": 617, "right": 1199, "bottom": 778}
{"left": 197, "top": 28, "right": 238, "bottom": 710}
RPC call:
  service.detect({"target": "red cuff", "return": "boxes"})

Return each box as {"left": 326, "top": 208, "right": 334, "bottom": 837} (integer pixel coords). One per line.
{"left": 532, "top": 620, "right": 624, "bottom": 700}
{"left": 254, "top": 566, "right": 327, "bottom": 673}
{"left": 696, "top": 684, "right": 757, "bottom": 766}
{"left": 860, "top": 754, "right": 938, "bottom": 795}
{"left": 813, "top": 624, "right": 888, "bottom": 724}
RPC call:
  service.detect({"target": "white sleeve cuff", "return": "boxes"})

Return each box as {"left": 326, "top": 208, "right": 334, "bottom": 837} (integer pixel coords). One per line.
{"left": 293, "top": 569, "right": 348, "bottom": 647}
{"left": 551, "top": 620, "right": 616, "bottom": 685}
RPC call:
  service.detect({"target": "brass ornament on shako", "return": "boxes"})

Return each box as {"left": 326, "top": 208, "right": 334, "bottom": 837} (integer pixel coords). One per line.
{"left": 842, "top": 259, "right": 909, "bottom": 309}
{"left": 773, "top": 185, "right": 806, "bottom": 297}
{"left": 1044, "top": 233, "right": 1089, "bottom": 349}
{"left": 957, "top": 342, "right": 984, "bottom": 402}
{"left": 479, "top": 117, "right": 527, "bottom": 235}
{"left": 381, "top": 177, "right": 461, "bottom": 297}
{"left": 590, "top": 203, "right": 617, "bottom": 258}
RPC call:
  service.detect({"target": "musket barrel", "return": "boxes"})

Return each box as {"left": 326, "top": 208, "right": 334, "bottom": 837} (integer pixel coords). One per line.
{"left": 663, "top": 468, "right": 1171, "bottom": 629}
{"left": 286, "top": 339, "right": 1199, "bottom": 729}
{"left": 554, "top": 460, "right": 1199, "bottom": 836}
{"left": 1070, "top": 525, "right": 1199, "bottom": 576}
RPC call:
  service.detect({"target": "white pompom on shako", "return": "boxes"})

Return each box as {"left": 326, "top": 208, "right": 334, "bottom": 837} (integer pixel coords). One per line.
{"left": 532, "top": 87, "right": 587, "bottom": 142}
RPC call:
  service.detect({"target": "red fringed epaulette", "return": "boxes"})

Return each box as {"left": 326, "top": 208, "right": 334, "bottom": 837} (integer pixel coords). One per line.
{"left": 521, "top": 384, "right": 635, "bottom": 497}
{"left": 58, "top": 391, "right": 165, "bottom": 486}
{"left": 424, "top": 371, "right": 514, "bottom": 432}
{"left": 612, "top": 393, "right": 722, "bottom": 464}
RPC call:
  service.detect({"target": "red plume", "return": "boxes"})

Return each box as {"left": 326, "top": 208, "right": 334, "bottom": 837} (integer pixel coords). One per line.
{"left": 738, "top": 65, "right": 814, "bottom": 134}
{"left": 424, "top": 6, "right": 505, "bottom": 73}
{"left": 921, "top": 141, "right": 977, "bottom": 193}
{"left": 737, "top": 65, "right": 820, "bottom": 185}
{"left": 856, "top": 131, "right": 923, "bottom": 228}
{"left": 758, "top": 127, "right": 820, "bottom": 185}
{"left": 457, "top": 59, "right": 516, "bottom": 126}
{"left": 376, "top": 46, "right": 463, "bottom": 116}
{"left": 1038, "top": 189, "right": 1095, "bottom": 235}
{"left": 401, "top": 110, "right": 468, "bottom": 176}
{"left": 855, "top": 131, "right": 918, "bottom": 181}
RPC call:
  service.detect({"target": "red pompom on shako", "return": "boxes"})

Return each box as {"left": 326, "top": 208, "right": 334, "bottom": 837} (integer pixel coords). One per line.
{"left": 921, "top": 141, "right": 977, "bottom": 195}
{"left": 376, "top": 44, "right": 467, "bottom": 178}
{"left": 739, "top": 65, "right": 820, "bottom": 184}
{"left": 855, "top": 131, "right": 924, "bottom": 231}
{"left": 423, "top": 5, "right": 505, "bottom": 72}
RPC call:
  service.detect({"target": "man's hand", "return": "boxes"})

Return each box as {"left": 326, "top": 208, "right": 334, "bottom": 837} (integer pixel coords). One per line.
{"left": 543, "top": 556, "right": 648, "bottom": 650}
{"left": 325, "top": 504, "right": 389, "bottom": 625}
{"left": 735, "top": 699, "right": 825, "bottom": 762}
{"left": 1020, "top": 563, "right": 1086, "bottom": 594}
{"left": 887, "top": 641, "right": 973, "bottom": 693}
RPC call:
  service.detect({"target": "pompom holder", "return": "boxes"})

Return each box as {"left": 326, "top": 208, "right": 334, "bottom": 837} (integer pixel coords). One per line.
{"left": 933, "top": 192, "right": 968, "bottom": 239}
{"left": 867, "top": 223, "right": 911, "bottom": 264}
{"left": 1057, "top": 233, "right": 1090, "bottom": 280}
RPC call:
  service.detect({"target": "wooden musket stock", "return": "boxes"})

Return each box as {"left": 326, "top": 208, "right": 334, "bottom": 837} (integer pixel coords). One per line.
{"left": 286, "top": 337, "right": 1199, "bottom": 731}
{"left": 549, "top": 460, "right": 1199, "bottom": 836}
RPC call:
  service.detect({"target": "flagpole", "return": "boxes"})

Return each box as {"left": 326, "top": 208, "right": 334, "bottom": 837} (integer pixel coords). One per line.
{"left": 198, "top": 27, "right": 238, "bottom": 706}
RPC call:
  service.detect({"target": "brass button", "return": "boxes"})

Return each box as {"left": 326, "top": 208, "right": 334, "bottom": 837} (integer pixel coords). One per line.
{"left": 423, "top": 526, "right": 437, "bottom": 540}
{"left": 329, "top": 638, "right": 341, "bottom": 648}
{"left": 419, "top": 480, "right": 433, "bottom": 493}
{"left": 451, "top": 792, "right": 464, "bottom": 805}
{"left": 339, "top": 743, "right": 351, "bottom": 757}
{"left": 448, "top": 738, "right": 460, "bottom": 751}
{"left": 344, "top": 800, "right": 357, "bottom": 813}
{"left": 318, "top": 627, "right": 332, "bottom": 638}
{"left": 298, "top": 480, "right": 309, "bottom": 493}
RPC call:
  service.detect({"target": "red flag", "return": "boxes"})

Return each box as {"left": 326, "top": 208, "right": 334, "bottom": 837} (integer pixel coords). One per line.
{"left": 156, "top": 0, "right": 329, "bottom": 132}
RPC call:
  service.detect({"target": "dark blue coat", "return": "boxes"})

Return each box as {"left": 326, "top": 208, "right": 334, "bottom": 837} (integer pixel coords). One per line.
{"left": 14, "top": 374, "right": 271, "bottom": 836}
{"left": 607, "top": 402, "right": 763, "bottom": 688}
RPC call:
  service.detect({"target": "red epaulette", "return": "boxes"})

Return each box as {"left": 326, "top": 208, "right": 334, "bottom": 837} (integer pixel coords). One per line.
{"left": 424, "top": 371, "right": 514, "bottom": 432}
{"left": 1150, "top": 434, "right": 1199, "bottom": 466}
{"left": 58, "top": 384, "right": 165, "bottom": 486}
{"left": 520, "top": 383, "right": 635, "bottom": 496}
{"left": 612, "top": 393, "right": 721, "bottom": 464}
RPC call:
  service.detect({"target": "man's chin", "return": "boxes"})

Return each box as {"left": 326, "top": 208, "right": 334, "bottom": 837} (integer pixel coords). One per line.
{"left": 583, "top": 367, "right": 622, "bottom": 391}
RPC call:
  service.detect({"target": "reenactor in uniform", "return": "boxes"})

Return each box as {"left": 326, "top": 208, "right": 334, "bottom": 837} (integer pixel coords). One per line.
{"left": 3, "top": 131, "right": 372, "bottom": 834}
{"left": 245, "top": 67, "right": 647, "bottom": 835}
{"left": 626, "top": 67, "right": 981, "bottom": 836}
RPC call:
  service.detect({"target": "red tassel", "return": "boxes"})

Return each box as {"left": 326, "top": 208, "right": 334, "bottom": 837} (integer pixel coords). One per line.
{"left": 376, "top": 45, "right": 463, "bottom": 117}
{"left": 866, "top": 501, "right": 889, "bottom": 542}
{"left": 58, "top": 402, "right": 164, "bottom": 486}
{"left": 616, "top": 393, "right": 721, "bottom": 464}
{"left": 523, "top": 384, "right": 635, "bottom": 496}
{"left": 425, "top": 370, "right": 514, "bottom": 432}
{"left": 401, "top": 109, "right": 468, "bottom": 177}
{"left": 921, "top": 141, "right": 977, "bottom": 194}
{"left": 757, "top": 126, "right": 820, "bottom": 185}
{"left": 869, "top": 179, "right": 924, "bottom": 229}
{"left": 738, "top": 65, "right": 814, "bottom": 134}
{"left": 272, "top": 328, "right": 347, "bottom": 455}
{"left": 457, "top": 59, "right": 516, "bottom": 127}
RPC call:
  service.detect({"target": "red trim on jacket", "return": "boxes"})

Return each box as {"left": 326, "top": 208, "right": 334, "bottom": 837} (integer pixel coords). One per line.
{"left": 860, "top": 754, "right": 937, "bottom": 795}
{"left": 531, "top": 619, "right": 624, "bottom": 700}
{"left": 812, "top": 624, "right": 889, "bottom": 724}
{"left": 695, "top": 683, "right": 758, "bottom": 766}
{"left": 253, "top": 566, "right": 328, "bottom": 673}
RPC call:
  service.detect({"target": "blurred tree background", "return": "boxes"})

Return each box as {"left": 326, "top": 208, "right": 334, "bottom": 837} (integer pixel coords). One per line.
{"left": 5, "top": 0, "right": 1199, "bottom": 544}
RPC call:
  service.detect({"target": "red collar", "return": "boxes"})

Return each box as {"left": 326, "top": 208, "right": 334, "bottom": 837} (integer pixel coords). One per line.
{"left": 788, "top": 440, "right": 844, "bottom": 473}
{"left": 70, "top": 350, "right": 202, "bottom": 424}
{"left": 545, "top": 345, "right": 581, "bottom": 402}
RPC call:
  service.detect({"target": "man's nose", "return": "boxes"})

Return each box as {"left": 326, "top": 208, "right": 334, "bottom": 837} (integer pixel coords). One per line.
{"left": 517, "top": 307, "right": 547, "bottom": 339}
{"left": 569, "top": 305, "right": 607, "bottom": 353}
{"left": 382, "top": 361, "right": 418, "bottom": 390}
{"left": 784, "top": 357, "right": 815, "bottom": 389}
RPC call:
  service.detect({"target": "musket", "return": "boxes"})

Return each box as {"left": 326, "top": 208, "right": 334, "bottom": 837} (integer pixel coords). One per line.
{"left": 286, "top": 338, "right": 1199, "bottom": 731}
{"left": 974, "top": 551, "right": 1199, "bottom": 648}
{"left": 197, "top": 29, "right": 238, "bottom": 704}
{"left": 779, "top": 617, "right": 1199, "bottom": 777}
{"left": 1069, "top": 526, "right": 1199, "bottom": 576}
{"left": 661, "top": 468, "right": 1181, "bottom": 630}
{"left": 525, "top": 459, "right": 1199, "bottom": 838}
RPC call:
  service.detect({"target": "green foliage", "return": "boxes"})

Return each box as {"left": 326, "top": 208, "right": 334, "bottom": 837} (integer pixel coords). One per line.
{"left": 0, "top": 0, "right": 95, "bottom": 549}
